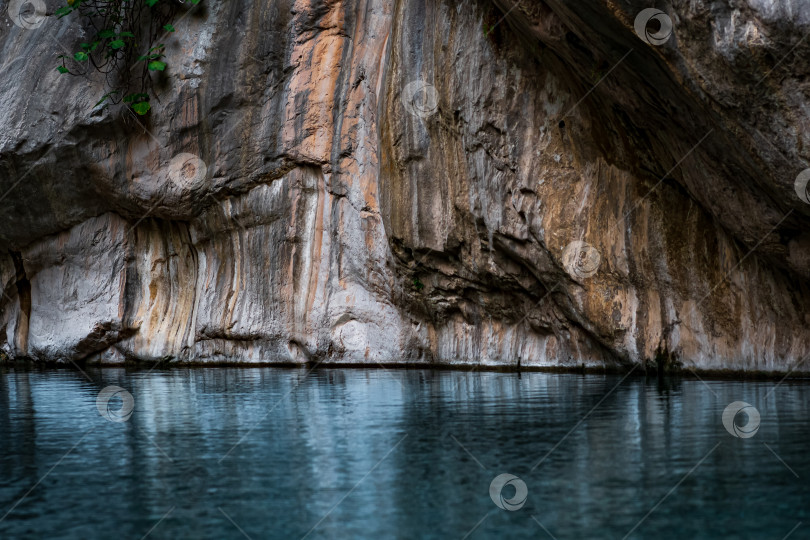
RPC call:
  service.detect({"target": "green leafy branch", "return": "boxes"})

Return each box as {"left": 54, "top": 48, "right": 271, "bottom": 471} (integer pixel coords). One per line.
{"left": 54, "top": 0, "right": 201, "bottom": 115}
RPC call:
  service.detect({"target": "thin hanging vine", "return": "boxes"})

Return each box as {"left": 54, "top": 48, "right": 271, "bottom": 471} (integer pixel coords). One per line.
{"left": 54, "top": 0, "right": 201, "bottom": 115}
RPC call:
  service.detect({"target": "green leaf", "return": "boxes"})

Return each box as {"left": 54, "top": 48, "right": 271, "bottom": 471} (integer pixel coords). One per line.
{"left": 123, "top": 92, "right": 149, "bottom": 103}
{"left": 145, "top": 0, "right": 159, "bottom": 6}
{"left": 74, "top": 51, "right": 88, "bottom": 61}
{"left": 119, "top": 31, "right": 135, "bottom": 38}
{"left": 80, "top": 41, "right": 99, "bottom": 52}
{"left": 132, "top": 102, "right": 151, "bottom": 115}
{"left": 57, "top": 66, "right": 69, "bottom": 74}
{"left": 148, "top": 60, "right": 167, "bottom": 71}
{"left": 109, "top": 40, "right": 125, "bottom": 49}
{"left": 55, "top": 6, "right": 73, "bottom": 17}
{"left": 163, "top": 24, "right": 175, "bottom": 32}
{"left": 97, "top": 29, "right": 115, "bottom": 38}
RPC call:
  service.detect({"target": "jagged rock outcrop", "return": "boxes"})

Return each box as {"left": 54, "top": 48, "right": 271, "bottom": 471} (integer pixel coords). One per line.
{"left": 1, "top": 0, "right": 808, "bottom": 372}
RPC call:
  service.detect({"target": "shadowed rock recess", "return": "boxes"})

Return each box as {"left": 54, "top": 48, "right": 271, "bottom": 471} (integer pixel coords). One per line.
{"left": 1, "top": 0, "right": 809, "bottom": 372}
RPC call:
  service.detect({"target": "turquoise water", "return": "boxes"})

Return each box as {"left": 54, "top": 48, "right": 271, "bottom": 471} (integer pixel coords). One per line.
{"left": 0, "top": 367, "right": 808, "bottom": 539}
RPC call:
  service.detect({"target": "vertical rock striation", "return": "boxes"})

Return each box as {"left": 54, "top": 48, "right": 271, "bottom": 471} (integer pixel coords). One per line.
{"left": 0, "top": 0, "right": 808, "bottom": 372}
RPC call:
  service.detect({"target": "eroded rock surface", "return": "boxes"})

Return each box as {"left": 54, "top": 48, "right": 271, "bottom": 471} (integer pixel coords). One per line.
{"left": 0, "top": 0, "right": 808, "bottom": 372}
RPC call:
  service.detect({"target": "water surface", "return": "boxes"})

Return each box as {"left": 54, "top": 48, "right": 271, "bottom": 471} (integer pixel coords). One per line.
{"left": 1, "top": 367, "right": 808, "bottom": 539}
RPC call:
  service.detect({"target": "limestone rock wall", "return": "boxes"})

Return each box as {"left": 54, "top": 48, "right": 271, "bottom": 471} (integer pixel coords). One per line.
{"left": 0, "top": 0, "right": 808, "bottom": 372}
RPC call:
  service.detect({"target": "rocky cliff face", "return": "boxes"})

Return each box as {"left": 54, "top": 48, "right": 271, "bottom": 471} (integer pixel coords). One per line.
{"left": 1, "top": 0, "right": 808, "bottom": 372}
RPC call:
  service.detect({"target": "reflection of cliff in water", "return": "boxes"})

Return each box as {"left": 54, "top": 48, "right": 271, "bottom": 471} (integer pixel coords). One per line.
{"left": 0, "top": 369, "right": 36, "bottom": 511}
{"left": 1, "top": 369, "right": 809, "bottom": 538}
